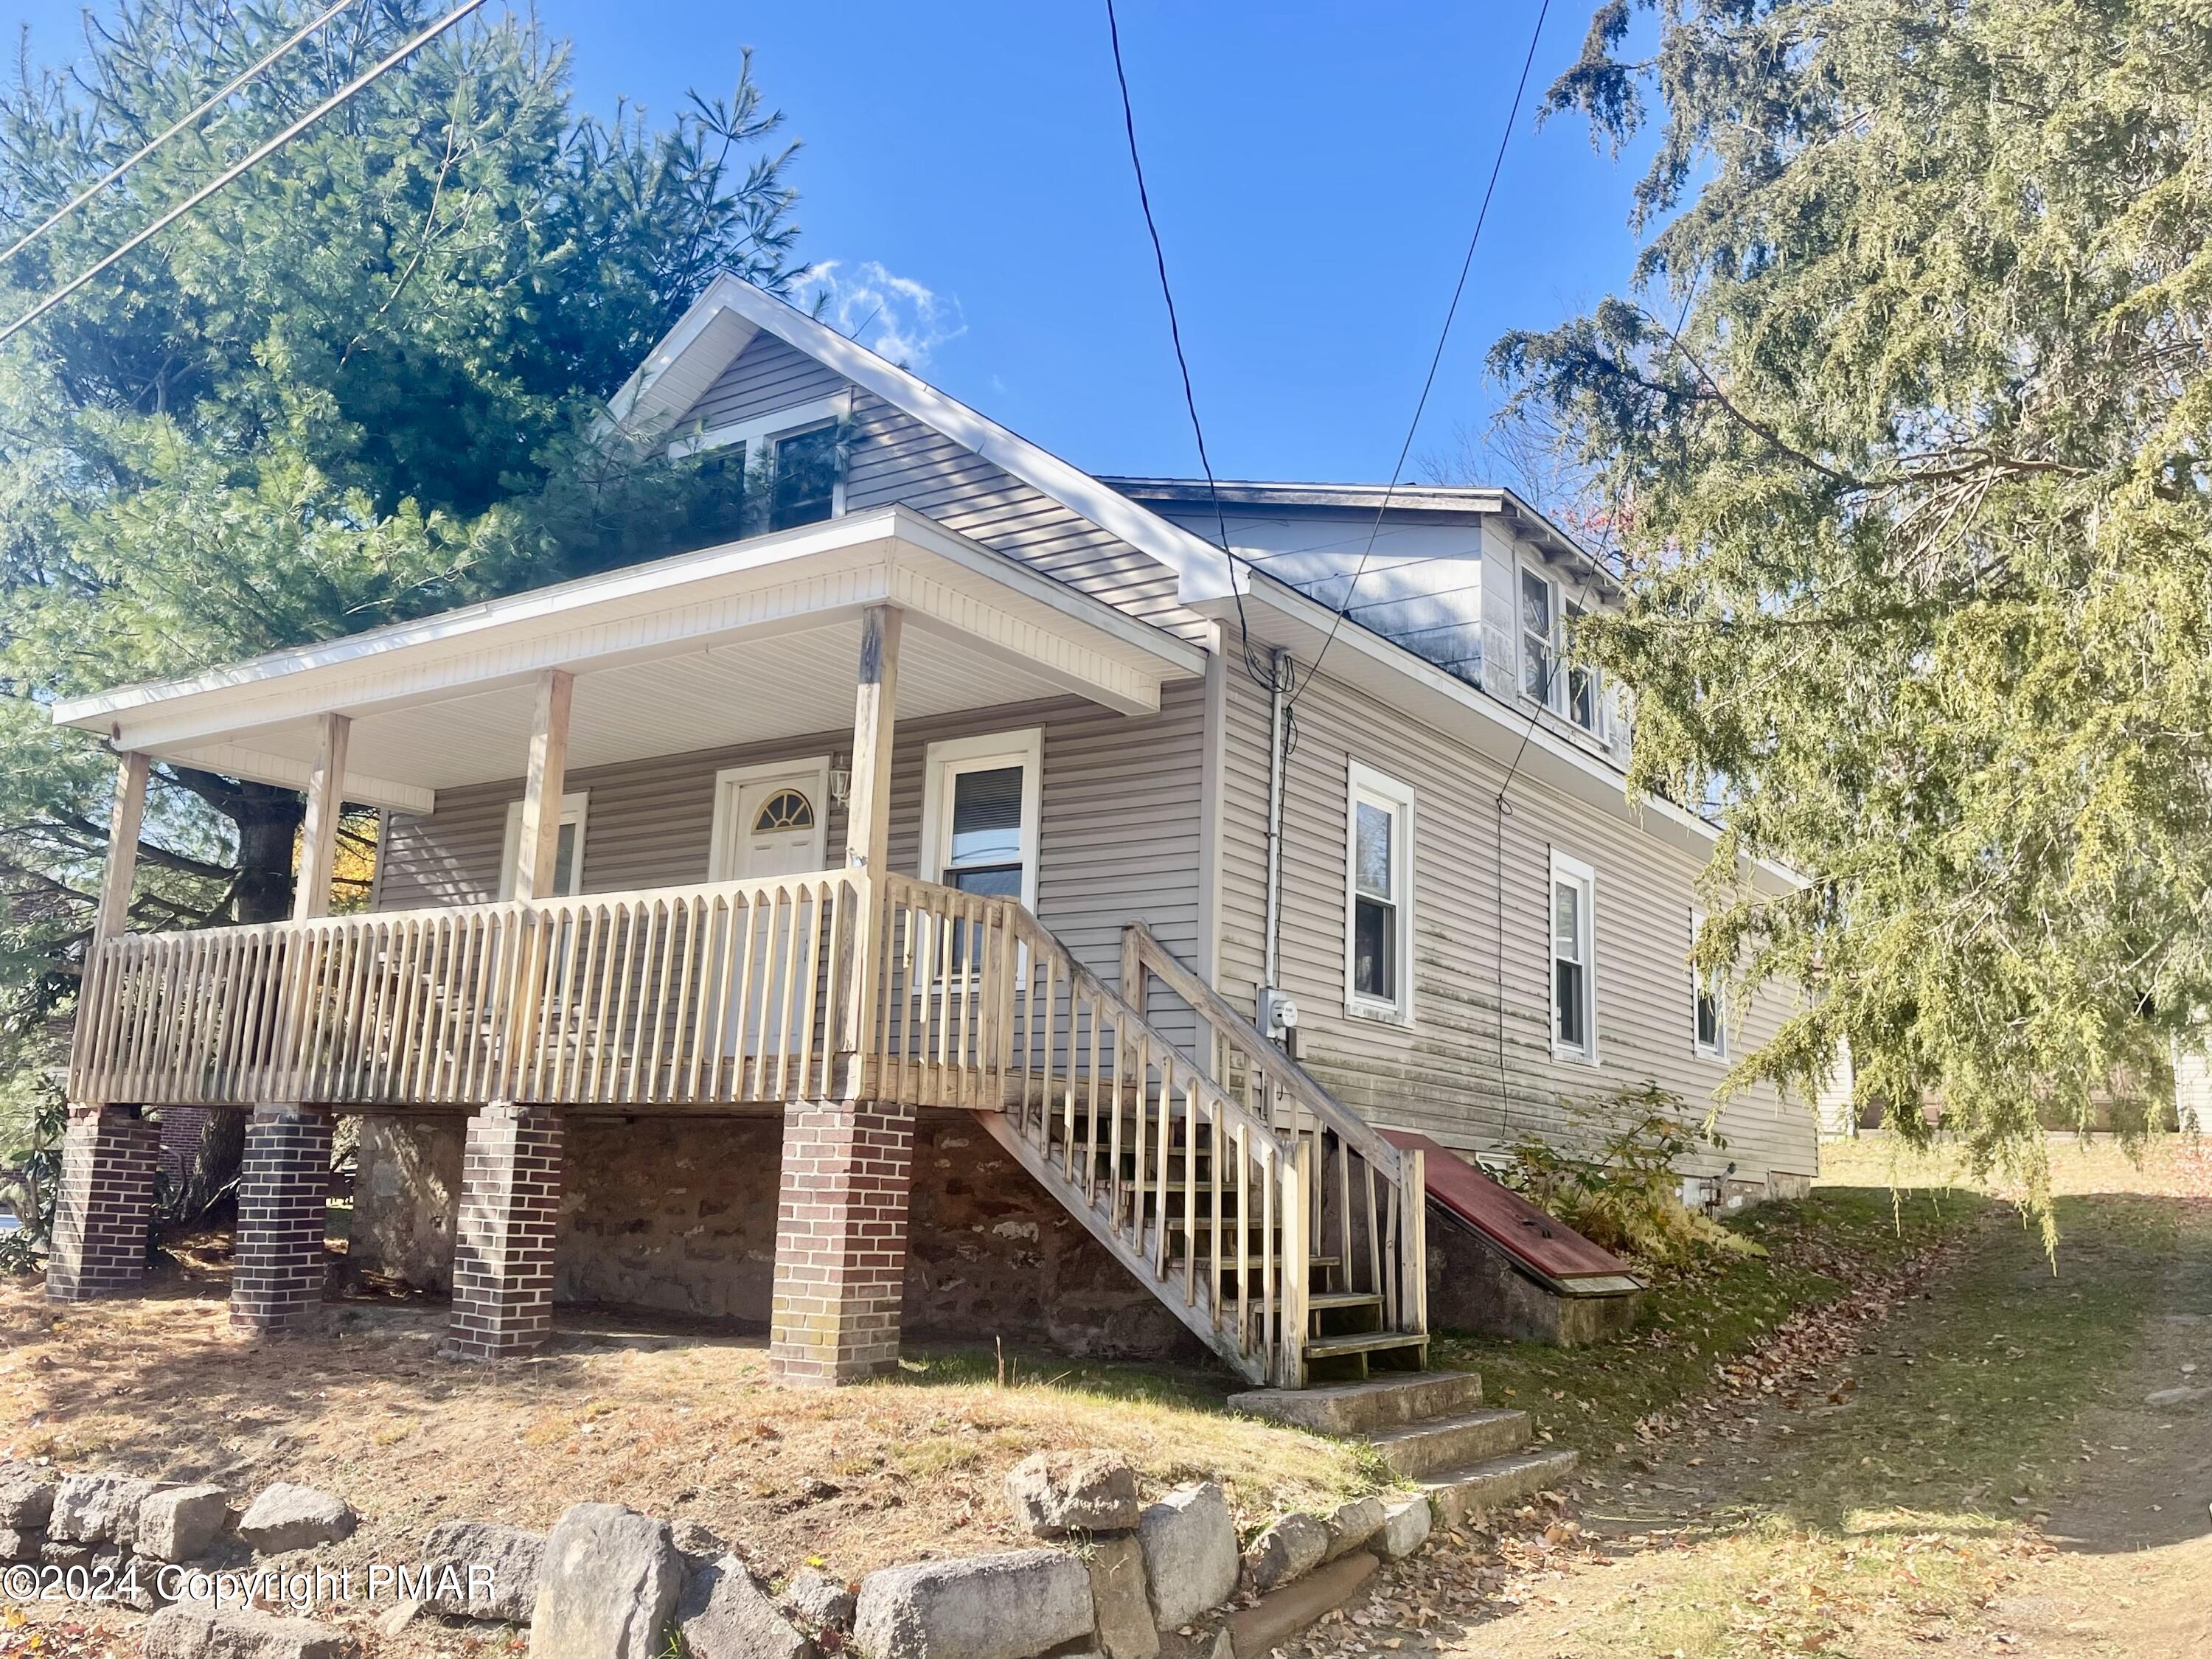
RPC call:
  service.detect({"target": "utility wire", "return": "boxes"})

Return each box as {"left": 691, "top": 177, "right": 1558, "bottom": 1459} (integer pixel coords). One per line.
{"left": 0, "top": 0, "right": 362, "bottom": 275}
{"left": 0, "top": 0, "right": 487, "bottom": 348}
{"left": 1102, "top": 0, "right": 1284, "bottom": 694}
{"left": 1289, "top": 0, "right": 1554, "bottom": 709}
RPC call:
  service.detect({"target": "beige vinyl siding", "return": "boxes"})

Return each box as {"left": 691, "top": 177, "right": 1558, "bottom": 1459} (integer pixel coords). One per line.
{"left": 680, "top": 332, "right": 847, "bottom": 431}
{"left": 378, "top": 681, "right": 1208, "bottom": 1040}
{"left": 672, "top": 335, "right": 1212, "bottom": 645}
{"left": 1215, "top": 626, "right": 1817, "bottom": 1186}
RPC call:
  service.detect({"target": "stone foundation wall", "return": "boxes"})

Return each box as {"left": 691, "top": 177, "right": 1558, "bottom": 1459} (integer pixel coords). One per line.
{"left": 352, "top": 1110, "right": 1201, "bottom": 1362}
{"left": 1423, "top": 1205, "right": 1642, "bottom": 1347}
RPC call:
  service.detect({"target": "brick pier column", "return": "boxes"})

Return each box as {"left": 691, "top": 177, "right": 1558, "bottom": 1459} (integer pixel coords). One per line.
{"left": 448, "top": 1102, "right": 564, "bottom": 1360}
{"left": 229, "top": 1104, "right": 335, "bottom": 1335}
{"left": 46, "top": 1105, "right": 160, "bottom": 1302}
{"left": 769, "top": 1099, "right": 914, "bottom": 1385}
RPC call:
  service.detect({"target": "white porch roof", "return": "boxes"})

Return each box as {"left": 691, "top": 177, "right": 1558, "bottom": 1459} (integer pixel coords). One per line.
{"left": 53, "top": 506, "right": 1211, "bottom": 814}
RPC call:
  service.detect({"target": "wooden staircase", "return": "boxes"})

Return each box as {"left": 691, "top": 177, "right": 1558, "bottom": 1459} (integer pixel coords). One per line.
{"left": 967, "top": 914, "right": 1428, "bottom": 1388}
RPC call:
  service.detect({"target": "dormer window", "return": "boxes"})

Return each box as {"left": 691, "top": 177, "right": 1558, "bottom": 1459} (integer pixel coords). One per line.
{"left": 1565, "top": 597, "right": 1603, "bottom": 737}
{"left": 1520, "top": 568, "right": 1556, "bottom": 706}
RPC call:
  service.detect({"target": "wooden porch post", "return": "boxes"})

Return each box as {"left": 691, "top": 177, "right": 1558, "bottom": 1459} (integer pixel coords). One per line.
{"left": 93, "top": 751, "right": 150, "bottom": 945}
{"left": 837, "top": 604, "right": 901, "bottom": 1092}
{"left": 844, "top": 605, "right": 902, "bottom": 877}
{"left": 291, "top": 713, "right": 351, "bottom": 922}
{"left": 515, "top": 669, "right": 574, "bottom": 902}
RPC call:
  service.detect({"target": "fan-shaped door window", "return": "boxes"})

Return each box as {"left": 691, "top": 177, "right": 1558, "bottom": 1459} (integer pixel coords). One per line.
{"left": 751, "top": 788, "right": 815, "bottom": 835}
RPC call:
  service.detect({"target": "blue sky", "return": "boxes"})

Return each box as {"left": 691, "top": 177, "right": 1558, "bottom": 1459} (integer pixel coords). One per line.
{"left": 7, "top": 0, "right": 1660, "bottom": 484}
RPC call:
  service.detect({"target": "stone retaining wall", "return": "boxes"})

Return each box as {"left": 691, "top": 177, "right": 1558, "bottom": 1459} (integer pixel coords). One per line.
{"left": 352, "top": 1110, "right": 1203, "bottom": 1360}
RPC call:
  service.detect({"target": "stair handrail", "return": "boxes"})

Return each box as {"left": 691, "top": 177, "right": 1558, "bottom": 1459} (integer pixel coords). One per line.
{"left": 1119, "top": 921, "right": 1408, "bottom": 1189}
{"left": 999, "top": 903, "right": 1312, "bottom": 1385}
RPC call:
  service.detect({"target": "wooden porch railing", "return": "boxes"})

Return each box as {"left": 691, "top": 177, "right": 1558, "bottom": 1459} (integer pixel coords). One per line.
{"left": 1123, "top": 922, "right": 1428, "bottom": 1362}
{"left": 69, "top": 872, "right": 1419, "bottom": 1385}
{"left": 69, "top": 872, "right": 866, "bottom": 1110}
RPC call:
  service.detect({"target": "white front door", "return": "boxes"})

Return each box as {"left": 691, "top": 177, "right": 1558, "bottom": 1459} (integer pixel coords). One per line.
{"left": 727, "top": 775, "right": 825, "bottom": 879}
{"left": 711, "top": 760, "right": 832, "bottom": 1077}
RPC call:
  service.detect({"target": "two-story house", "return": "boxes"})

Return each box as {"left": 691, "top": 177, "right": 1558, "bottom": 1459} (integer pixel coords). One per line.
{"left": 45, "top": 274, "right": 1815, "bottom": 1393}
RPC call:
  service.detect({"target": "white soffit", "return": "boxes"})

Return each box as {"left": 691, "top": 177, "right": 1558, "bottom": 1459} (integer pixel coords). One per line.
{"left": 55, "top": 507, "right": 1205, "bottom": 808}
{"left": 172, "top": 616, "right": 1093, "bottom": 798}
{"left": 611, "top": 274, "right": 1241, "bottom": 605}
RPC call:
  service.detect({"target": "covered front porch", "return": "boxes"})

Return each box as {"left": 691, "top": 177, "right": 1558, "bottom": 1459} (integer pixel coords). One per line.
{"left": 60, "top": 504, "right": 1203, "bottom": 1112}
{"left": 46, "top": 506, "right": 1427, "bottom": 1389}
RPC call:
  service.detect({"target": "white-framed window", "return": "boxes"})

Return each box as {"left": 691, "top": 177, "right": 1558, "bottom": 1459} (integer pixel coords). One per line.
{"left": 766, "top": 421, "right": 841, "bottom": 532}
{"left": 1690, "top": 907, "right": 1725, "bottom": 1060}
{"left": 920, "top": 728, "right": 1043, "bottom": 913}
{"left": 667, "top": 391, "right": 849, "bottom": 540}
{"left": 1563, "top": 597, "right": 1604, "bottom": 737}
{"left": 500, "top": 790, "right": 589, "bottom": 900}
{"left": 1549, "top": 849, "right": 1597, "bottom": 1062}
{"left": 1520, "top": 565, "right": 1559, "bottom": 709}
{"left": 1344, "top": 764, "right": 1416, "bottom": 1024}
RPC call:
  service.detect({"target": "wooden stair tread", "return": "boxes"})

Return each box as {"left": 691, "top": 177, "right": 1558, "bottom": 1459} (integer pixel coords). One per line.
{"left": 1305, "top": 1290, "right": 1383, "bottom": 1310}
{"left": 1211, "top": 1254, "right": 1343, "bottom": 1270}
{"left": 1301, "top": 1329, "right": 1430, "bottom": 1360}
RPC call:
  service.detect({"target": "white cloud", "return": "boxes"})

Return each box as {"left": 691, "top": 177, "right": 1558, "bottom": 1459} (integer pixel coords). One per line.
{"left": 799, "top": 260, "right": 966, "bottom": 369}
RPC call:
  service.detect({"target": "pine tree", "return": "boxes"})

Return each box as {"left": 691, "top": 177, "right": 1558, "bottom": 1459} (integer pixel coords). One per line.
{"left": 0, "top": 0, "right": 807, "bottom": 1191}
{"left": 1494, "top": 0, "right": 2212, "bottom": 1218}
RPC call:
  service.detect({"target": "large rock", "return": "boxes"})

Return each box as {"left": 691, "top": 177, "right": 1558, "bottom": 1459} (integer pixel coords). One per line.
{"left": 1321, "top": 1496, "right": 1384, "bottom": 1562}
{"left": 0, "top": 1526, "right": 40, "bottom": 1562}
{"left": 0, "top": 1463, "right": 55, "bottom": 1530}
{"left": 1004, "top": 1450, "right": 1141, "bottom": 1537}
{"left": 676, "top": 1554, "right": 812, "bottom": 1659}
{"left": 237, "top": 1484, "right": 356, "bottom": 1555}
{"left": 422, "top": 1520, "right": 546, "bottom": 1624}
{"left": 49, "top": 1470, "right": 164, "bottom": 1546}
{"left": 528, "top": 1502, "right": 683, "bottom": 1659}
{"left": 136, "top": 1485, "right": 231, "bottom": 1563}
{"left": 785, "top": 1566, "right": 856, "bottom": 1633}
{"left": 855, "top": 1549, "right": 1095, "bottom": 1659}
{"left": 1135, "top": 1484, "right": 1238, "bottom": 1631}
{"left": 1086, "top": 1532, "right": 1158, "bottom": 1659}
{"left": 1242, "top": 1512, "right": 1327, "bottom": 1595}
{"left": 141, "top": 1603, "right": 358, "bottom": 1659}
{"left": 1374, "top": 1498, "right": 1431, "bottom": 1561}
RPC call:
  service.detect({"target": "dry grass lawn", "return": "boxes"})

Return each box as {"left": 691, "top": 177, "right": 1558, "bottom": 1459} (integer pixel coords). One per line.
{"left": 0, "top": 1250, "right": 1383, "bottom": 1607}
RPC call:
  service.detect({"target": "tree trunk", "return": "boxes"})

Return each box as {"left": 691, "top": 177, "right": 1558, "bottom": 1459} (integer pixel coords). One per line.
{"left": 171, "top": 1107, "right": 246, "bottom": 1223}
{"left": 229, "top": 783, "right": 305, "bottom": 924}
{"left": 151, "top": 777, "right": 305, "bottom": 1221}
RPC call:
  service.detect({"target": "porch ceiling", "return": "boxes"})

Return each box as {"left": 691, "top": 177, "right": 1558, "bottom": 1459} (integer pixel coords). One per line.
{"left": 53, "top": 506, "right": 1211, "bottom": 813}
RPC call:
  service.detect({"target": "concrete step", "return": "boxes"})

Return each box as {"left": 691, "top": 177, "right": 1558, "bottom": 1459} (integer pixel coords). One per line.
{"left": 1421, "top": 1447, "right": 1580, "bottom": 1529}
{"left": 1366, "top": 1408, "right": 1531, "bottom": 1480}
{"left": 1227, "top": 1369, "right": 1484, "bottom": 1435}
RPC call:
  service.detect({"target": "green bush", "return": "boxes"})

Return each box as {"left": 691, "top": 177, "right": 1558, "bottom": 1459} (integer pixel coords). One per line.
{"left": 0, "top": 1085, "right": 63, "bottom": 1274}
{"left": 1498, "top": 1084, "right": 1766, "bottom": 1270}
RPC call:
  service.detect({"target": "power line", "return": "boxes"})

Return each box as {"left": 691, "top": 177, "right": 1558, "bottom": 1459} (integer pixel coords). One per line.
{"left": 1288, "top": 0, "right": 1555, "bottom": 709}
{"left": 0, "top": 0, "right": 488, "bottom": 349}
{"left": 0, "top": 0, "right": 363, "bottom": 275}
{"left": 1102, "top": 0, "right": 1284, "bottom": 694}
